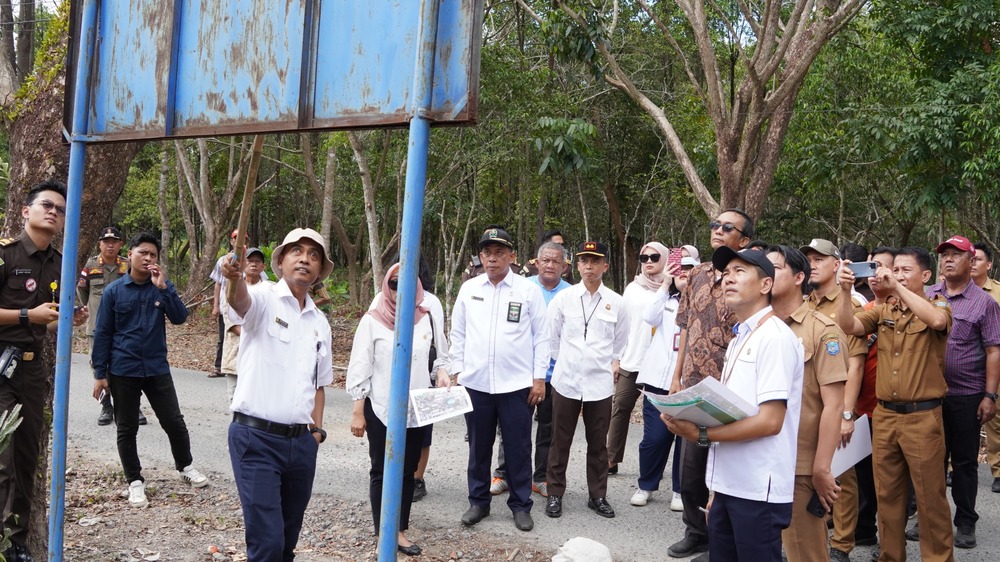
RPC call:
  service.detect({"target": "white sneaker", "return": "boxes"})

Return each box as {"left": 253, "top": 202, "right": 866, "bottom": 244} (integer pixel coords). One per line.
{"left": 630, "top": 489, "right": 652, "bottom": 506}
{"left": 179, "top": 465, "right": 209, "bottom": 488}
{"left": 670, "top": 491, "right": 684, "bottom": 512}
{"left": 128, "top": 480, "right": 148, "bottom": 508}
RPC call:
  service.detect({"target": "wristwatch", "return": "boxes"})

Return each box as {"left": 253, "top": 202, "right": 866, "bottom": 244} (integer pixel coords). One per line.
{"left": 986, "top": 392, "right": 999, "bottom": 403}
{"left": 842, "top": 411, "right": 854, "bottom": 421}
{"left": 19, "top": 308, "right": 28, "bottom": 326}
{"left": 697, "top": 426, "right": 711, "bottom": 448}
{"left": 310, "top": 426, "right": 327, "bottom": 443}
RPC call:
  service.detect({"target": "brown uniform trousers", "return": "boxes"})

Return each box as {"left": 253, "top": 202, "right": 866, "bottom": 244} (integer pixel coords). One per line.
{"left": 855, "top": 298, "right": 954, "bottom": 562}
{"left": 782, "top": 302, "right": 850, "bottom": 562}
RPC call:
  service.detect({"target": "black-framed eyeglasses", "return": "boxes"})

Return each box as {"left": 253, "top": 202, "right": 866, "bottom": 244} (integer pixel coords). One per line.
{"left": 638, "top": 254, "right": 661, "bottom": 263}
{"left": 35, "top": 200, "right": 66, "bottom": 217}
{"left": 709, "top": 221, "right": 744, "bottom": 235}
{"left": 387, "top": 279, "right": 399, "bottom": 291}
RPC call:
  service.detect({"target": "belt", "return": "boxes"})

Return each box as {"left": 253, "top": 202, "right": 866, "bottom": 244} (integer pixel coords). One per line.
{"left": 232, "top": 412, "right": 308, "bottom": 438}
{"left": 878, "top": 398, "right": 942, "bottom": 414}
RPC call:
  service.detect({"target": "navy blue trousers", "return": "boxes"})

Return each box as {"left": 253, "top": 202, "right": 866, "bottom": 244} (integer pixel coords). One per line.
{"left": 466, "top": 387, "right": 533, "bottom": 512}
{"left": 637, "top": 387, "right": 678, "bottom": 492}
{"left": 229, "top": 422, "right": 318, "bottom": 562}
{"left": 708, "top": 492, "right": 792, "bottom": 562}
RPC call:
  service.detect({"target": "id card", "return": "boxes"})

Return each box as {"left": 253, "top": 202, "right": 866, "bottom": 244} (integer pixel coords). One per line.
{"left": 507, "top": 302, "right": 522, "bottom": 323}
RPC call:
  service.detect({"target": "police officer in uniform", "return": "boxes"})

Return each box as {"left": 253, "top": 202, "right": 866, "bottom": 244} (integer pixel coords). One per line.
{"left": 0, "top": 181, "right": 87, "bottom": 562}
{"left": 77, "top": 226, "right": 147, "bottom": 426}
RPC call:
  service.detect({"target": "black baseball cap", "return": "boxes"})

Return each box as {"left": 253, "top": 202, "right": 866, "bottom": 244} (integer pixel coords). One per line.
{"left": 577, "top": 241, "right": 608, "bottom": 258}
{"left": 246, "top": 247, "right": 265, "bottom": 260}
{"left": 99, "top": 226, "right": 122, "bottom": 241}
{"left": 479, "top": 228, "right": 514, "bottom": 250}
{"left": 712, "top": 247, "right": 775, "bottom": 279}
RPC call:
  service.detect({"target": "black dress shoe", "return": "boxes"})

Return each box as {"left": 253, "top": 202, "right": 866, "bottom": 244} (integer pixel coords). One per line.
{"left": 513, "top": 510, "right": 534, "bottom": 531}
{"left": 607, "top": 464, "right": 618, "bottom": 475}
{"left": 588, "top": 497, "right": 615, "bottom": 518}
{"left": 97, "top": 405, "right": 113, "bottom": 426}
{"left": 668, "top": 535, "right": 709, "bottom": 558}
{"left": 138, "top": 411, "right": 148, "bottom": 425}
{"left": 398, "top": 543, "right": 422, "bottom": 557}
{"left": 412, "top": 478, "right": 427, "bottom": 501}
{"left": 461, "top": 504, "right": 490, "bottom": 526}
{"left": 905, "top": 523, "right": 919, "bottom": 541}
{"left": 545, "top": 495, "right": 562, "bottom": 518}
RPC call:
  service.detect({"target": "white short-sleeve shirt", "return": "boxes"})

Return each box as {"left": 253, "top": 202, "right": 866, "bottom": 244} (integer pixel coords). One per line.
{"left": 706, "top": 306, "right": 804, "bottom": 504}
{"left": 228, "top": 279, "right": 333, "bottom": 425}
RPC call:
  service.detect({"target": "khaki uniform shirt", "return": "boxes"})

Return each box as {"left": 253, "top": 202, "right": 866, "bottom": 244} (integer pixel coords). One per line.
{"left": 854, "top": 296, "right": 952, "bottom": 402}
{"left": 809, "top": 288, "right": 868, "bottom": 359}
{"left": 76, "top": 254, "right": 128, "bottom": 336}
{"left": 786, "top": 301, "right": 849, "bottom": 475}
{"left": 981, "top": 278, "right": 1000, "bottom": 306}
{"left": 0, "top": 233, "right": 61, "bottom": 351}
{"left": 675, "top": 262, "right": 737, "bottom": 389}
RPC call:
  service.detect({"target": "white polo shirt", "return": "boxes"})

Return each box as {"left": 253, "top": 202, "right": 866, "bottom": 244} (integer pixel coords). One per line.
{"left": 706, "top": 305, "right": 803, "bottom": 504}
{"left": 548, "top": 282, "right": 629, "bottom": 401}
{"left": 228, "top": 279, "right": 333, "bottom": 425}
{"left": 450, "top": 269, "right": 549, "bottom": 393}
{"left": 637, "top": 289, "right": 681, "bottom": 390}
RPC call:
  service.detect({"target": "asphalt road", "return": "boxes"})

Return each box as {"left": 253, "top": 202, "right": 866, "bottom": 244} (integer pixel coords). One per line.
{"left": 64, "top": 354, "right": 1000, "bottom": 561}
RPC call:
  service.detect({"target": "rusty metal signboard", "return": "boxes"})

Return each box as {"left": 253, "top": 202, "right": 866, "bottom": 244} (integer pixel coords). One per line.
{"left": 66, "top": 0, "right": 483, "bottom": 141}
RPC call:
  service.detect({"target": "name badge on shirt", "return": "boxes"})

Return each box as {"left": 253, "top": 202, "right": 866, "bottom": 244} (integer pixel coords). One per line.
{"left": 882, "top": 319, "right": 896, "bottom": 328}
{"left": 507, "top": 302, "right": 522, "bottom": 323}
{"left": 275, "top": 317, "right": 289, "bottom": 328}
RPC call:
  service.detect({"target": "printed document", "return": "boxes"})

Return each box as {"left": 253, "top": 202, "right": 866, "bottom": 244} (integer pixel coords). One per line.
{"left": 643, "top": 377, "right": 757, "bottom": 427}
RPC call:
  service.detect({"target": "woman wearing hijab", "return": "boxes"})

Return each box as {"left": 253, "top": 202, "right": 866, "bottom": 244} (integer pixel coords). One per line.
{"left": 606, "top": 241, "right": 669, "bottom": 474}
{"left": 347, "top": 263, "right": 451, "bottom": 556}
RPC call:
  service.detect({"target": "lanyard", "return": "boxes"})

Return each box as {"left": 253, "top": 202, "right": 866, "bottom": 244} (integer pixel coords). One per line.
{"left": 581, "top": 292, "right": 603, "bottom": 340}
{"left": 721, "top": 310, "right": 775, "bottom": 386}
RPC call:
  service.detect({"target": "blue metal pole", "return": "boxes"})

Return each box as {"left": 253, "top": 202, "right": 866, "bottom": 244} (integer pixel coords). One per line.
{"left": 49, "top": 0, "right": 99, "bottom": 559}
{"left": 378, "top": 0, "right": 439, "bottom": 559}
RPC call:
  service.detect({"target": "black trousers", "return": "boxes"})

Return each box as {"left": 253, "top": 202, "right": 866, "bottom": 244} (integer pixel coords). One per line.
{"left": 0, "top": 356, "right": 47, "bottom": 545}
{"left": 855, "top": 421, "right": 878, "bottom": 541}
{"left": 108, "top": 373, "right": 193, "bottom": 482}
{"left": 943, "top": 393, "right": 983, "bottom": 526}
{"left": 214, "top": 313, "right": 225, "bottom": 371}
{"left": 680, "top": 437, "right": 710, "bottom": 540}
{"left": 364, "top": 398, "right": 428, "bottom": 533}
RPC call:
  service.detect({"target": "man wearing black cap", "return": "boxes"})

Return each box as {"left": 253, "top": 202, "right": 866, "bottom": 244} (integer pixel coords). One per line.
{"left": 664, "top": 247, "right": 804, "bottom": 562}
{"left": 450, "top": 227, "right": 549, "bottom": 532}
{"left": 77, "top": 226, "right": 147, "bottom": 426}
{"left": 544, "top": 242, "right": 628, "bottom": 519}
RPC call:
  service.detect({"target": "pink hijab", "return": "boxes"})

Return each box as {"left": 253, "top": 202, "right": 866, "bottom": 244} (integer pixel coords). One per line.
{"left": 634, "top": 241, "right": 669, "bottom": 291}
{"left": 367, "top": 263, "right": 429, "bottom": 330}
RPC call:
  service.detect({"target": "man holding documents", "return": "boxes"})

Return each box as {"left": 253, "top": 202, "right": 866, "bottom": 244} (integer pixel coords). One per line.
{"left": 544, "top": 242, "right": 628, "bottom": 519}
{"left": 837, "top": 247, "right": 953, "bottom": 562}
{"left": 664, "top": 247, "right": 803, "bottom": 562}
{"left": 767, "top": 245, "right": 848, "bottom": 562}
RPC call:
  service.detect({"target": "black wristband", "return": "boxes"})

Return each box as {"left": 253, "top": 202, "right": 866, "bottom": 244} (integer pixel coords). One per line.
{"left": 19, "top": 308, "right": 28, "bottom": 326}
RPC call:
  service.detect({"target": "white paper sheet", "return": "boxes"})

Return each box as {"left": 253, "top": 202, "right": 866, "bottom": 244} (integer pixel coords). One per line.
{"left": 830, "top": 414, "right": 872, "bottom": 477}
{"left": 407, "top": 386, "right": 474, "bottom": 427}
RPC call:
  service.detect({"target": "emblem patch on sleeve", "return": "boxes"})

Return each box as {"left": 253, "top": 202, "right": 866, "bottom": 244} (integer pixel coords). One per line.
{"left": 826, "top": 340, "right": 841, "bottom": 356}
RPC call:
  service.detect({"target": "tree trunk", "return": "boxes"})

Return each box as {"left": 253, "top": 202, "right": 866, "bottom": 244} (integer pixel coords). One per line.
{"left": 158, "top": 147, "right": 172, "bottom": 271}
{"left": 0, "top": 1, "right": 16, "bottom": 102}
{"left": 347, "top": 132, "right": 384, "bottom": 291}
{"left": 15, "top": 0, "right": 33, "bottom": 84}
{"left": 0, "top": 9, "right": 140, "bottom": 556}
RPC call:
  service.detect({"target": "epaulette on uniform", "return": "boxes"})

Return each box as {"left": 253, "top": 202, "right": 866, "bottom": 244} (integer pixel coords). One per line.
{"left": 810, "top": 310, "right": 838, "bottom": 328}
{"left": 0, "top": 238, "right": 15, "bottom": 247}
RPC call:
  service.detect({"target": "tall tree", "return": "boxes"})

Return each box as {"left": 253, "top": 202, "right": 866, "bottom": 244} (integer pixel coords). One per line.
{"left": 539, "top": 0, "right": 866, "bottom": 218}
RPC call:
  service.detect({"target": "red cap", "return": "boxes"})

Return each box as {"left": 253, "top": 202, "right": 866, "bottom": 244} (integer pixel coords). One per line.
{"left": 935, "top": 235, "right": 974, "bottom": 254}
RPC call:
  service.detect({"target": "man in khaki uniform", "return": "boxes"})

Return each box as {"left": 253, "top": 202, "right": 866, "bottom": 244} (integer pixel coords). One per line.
{"left": 837, "top": 247, "right": 954, "bottom": 562}
{"left": 768, "top": 245, "right": 848, "bottom": 562}
{"left": 800, "top": 239, "right": 872, "bottom": 554}
{"left": 973, "top": 242, "right": 1000, "bottom": 493}
{"left": 77, "top": 226, "right": 146, "bottom": 426}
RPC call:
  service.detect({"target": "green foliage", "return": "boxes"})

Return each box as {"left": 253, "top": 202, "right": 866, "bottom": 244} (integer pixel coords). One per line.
{"left": 7, "top": 1, "right": 69, "bottom": 121}
{"left": 542, "top": 1, "right": 610, "bottom": 81}
{"left": 534, "top": 116, "right": 596, "bottom": 174}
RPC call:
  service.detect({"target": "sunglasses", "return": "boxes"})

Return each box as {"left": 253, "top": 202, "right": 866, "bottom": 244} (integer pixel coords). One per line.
{"left": 387, "top": 279, "right": 399, "bottom": 291}
{"left": 36, "top": 200, "right": 67, "bottom": 217}
{"left": 709, "top": 221, "right": 744, "bottom": 235}
{"left": 638, "top": 254, "right": 661, "bottom": 263}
